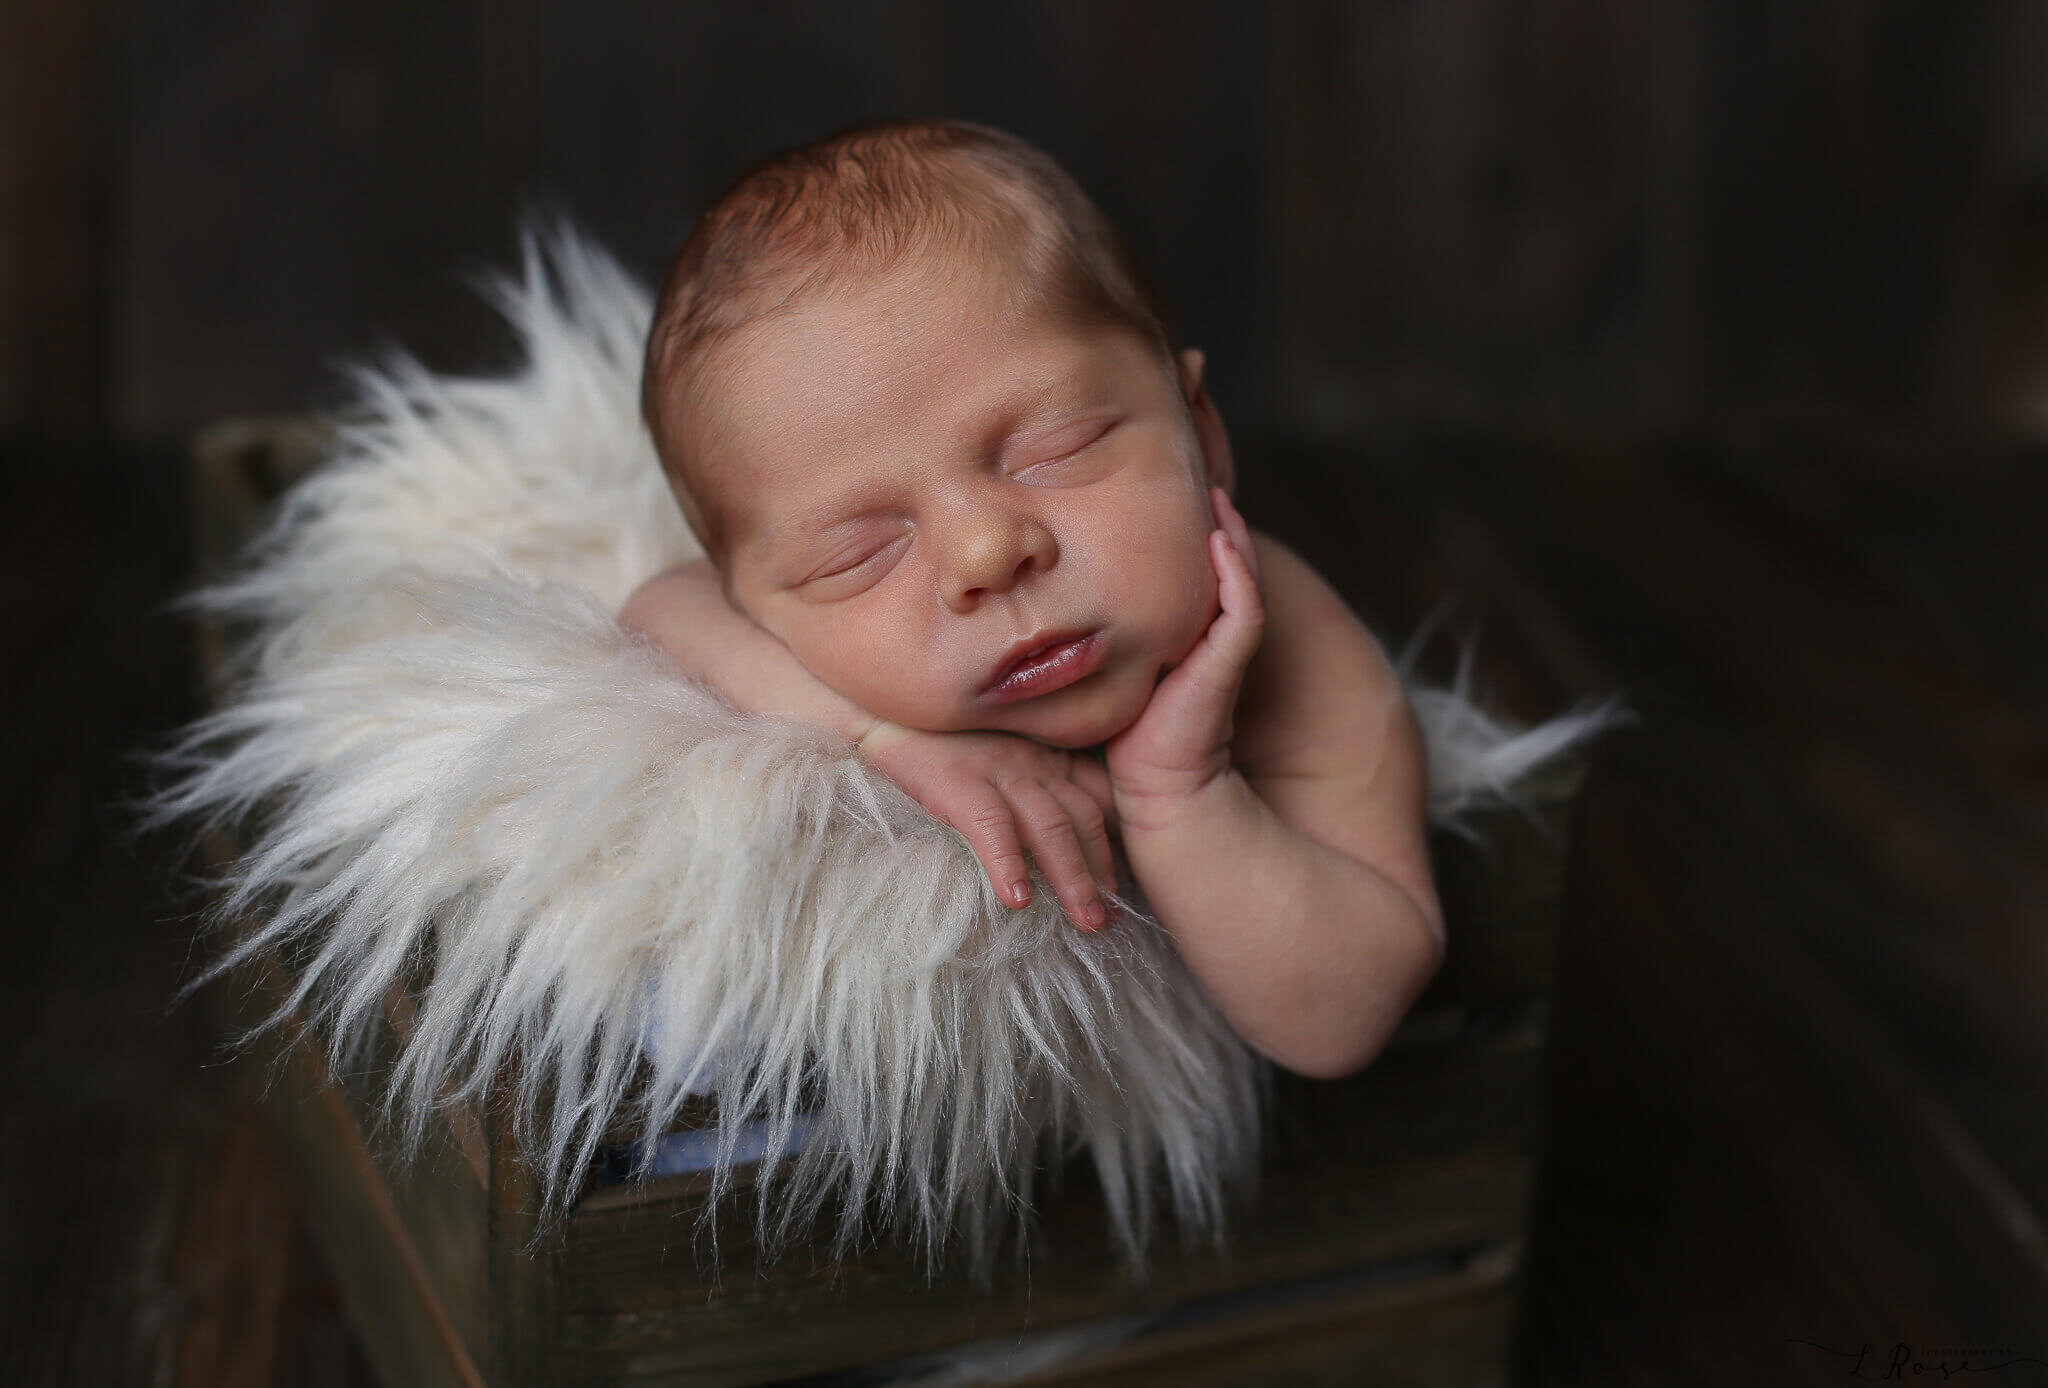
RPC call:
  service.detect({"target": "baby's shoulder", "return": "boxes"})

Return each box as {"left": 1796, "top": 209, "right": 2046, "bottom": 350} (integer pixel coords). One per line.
{"left": 1233, "top": 532, "right": 1413, "bottom": 781}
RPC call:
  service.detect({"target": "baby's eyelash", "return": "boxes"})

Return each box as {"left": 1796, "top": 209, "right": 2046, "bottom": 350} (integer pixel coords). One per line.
{"left": 810, "top": 548, "right": 878, "bottom": 580}
{"left": 1014, "top": 419, "right": 1117, "bottom": 473}
{"left": 803, "top": 532, "right": 906, "bottom": 589}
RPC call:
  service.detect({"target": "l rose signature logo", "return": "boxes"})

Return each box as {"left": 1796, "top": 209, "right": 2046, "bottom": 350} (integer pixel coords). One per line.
{"left": 1790, "top": 1341, "right": 2048, "bottom": 1380}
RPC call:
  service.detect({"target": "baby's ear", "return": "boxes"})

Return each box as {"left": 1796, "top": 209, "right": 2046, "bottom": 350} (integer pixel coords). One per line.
{"left": 1178, "top": 348, "right": 1236, "bottom": 496}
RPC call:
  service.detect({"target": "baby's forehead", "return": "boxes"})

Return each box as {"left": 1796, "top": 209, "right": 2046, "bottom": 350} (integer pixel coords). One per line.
{"left": 713, "top": 277, "right": 1139, "bottom": 430}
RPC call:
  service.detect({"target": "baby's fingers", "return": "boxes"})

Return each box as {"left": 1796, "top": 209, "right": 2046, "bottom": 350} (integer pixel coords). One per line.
{"left": 1045, "top": 778, "right": 1118, "bottom": 920}
{"left": 952, "top": 791, "right": 1034, "bottom": 909}
{"left": 1011, "top": 780, "right": 1110, "bottom": 931}
{"left": 1104, "top": 527, "right": 1264, "bottom": 792}
{"left": 1193, "top": 526, "right": 1266, "bottom": 685}
{"left": 1067, "top": 755, "right": 1119, "bottom": 836}
{"left": 1210, "top": 488, "right": 1261, "bottom": 589}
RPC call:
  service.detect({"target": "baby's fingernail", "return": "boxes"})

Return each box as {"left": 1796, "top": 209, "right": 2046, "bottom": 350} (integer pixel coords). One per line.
{"left": 1082, "top": 900, "right": 1107, "bottom": 929}
{"left": 1009, "top": 880, "right": 1031, "bottom": 907}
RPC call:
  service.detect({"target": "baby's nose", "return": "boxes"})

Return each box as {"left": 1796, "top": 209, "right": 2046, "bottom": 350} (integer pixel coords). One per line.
{"left": 940, "top": 513, "right": 1058, "bottom": 613}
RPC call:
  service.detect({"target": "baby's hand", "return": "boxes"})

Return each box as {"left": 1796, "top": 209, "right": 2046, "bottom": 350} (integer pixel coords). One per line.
{"left": 1106, "top": 489, "right": 1266, "bottom": 817}
{"left": 855, "top": 722, "right": 1120, "bottom": 931}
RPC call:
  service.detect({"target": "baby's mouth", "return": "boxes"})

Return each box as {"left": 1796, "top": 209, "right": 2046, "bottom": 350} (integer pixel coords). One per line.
{"left": 979, "top": 631, "right": 1105, "bottom": 705}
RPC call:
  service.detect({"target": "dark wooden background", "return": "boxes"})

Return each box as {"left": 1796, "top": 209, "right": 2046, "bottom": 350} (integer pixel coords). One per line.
{"left": 9, "top": 1, "right": 2048, "bottom": 450}
{"left": 7, "top": 3, "right": 2048, "bottom": 1385}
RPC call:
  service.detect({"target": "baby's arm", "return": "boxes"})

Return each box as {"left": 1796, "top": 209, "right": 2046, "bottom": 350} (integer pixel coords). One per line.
{"left": 619, "top": 563, "right": 1120, "bottom": 928}
{"left": 1108, "top": 493, "right": 1442, "bottom": 1079}
{"left": 621, "top": 563, "right": 875, "bottom": 743}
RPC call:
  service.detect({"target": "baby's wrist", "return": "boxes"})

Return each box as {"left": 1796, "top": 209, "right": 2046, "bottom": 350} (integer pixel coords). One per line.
{"left": 1110, "top": 761, "right": 1249, "bottom": 837}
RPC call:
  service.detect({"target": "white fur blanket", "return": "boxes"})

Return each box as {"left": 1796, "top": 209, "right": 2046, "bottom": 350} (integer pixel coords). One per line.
{"left": 155, "top": 230, "right": 1606, "bottom": 1271}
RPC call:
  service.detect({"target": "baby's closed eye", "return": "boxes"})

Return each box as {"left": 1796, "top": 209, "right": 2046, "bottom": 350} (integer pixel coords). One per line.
{"left": 1005, "top": 416, "right": 1120, "bottom": 483}
{"left": 801, "top": 530, "right": 909, "bottom": 598}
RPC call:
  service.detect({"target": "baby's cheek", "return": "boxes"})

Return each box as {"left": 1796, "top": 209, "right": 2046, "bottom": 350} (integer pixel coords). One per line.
{"left": 782, "top": 625, "right": 877, "bottom": 702}
{"left": 831, "top": 635, "right": 968, "bottom": 728}
{"left": 1161, "top": 538, "right": 1223, "bottom": 654}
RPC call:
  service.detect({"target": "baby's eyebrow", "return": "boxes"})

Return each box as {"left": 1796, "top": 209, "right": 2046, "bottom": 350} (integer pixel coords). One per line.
{"left": 1026, "top": 356, "right": 1116, "bottom": 409}
{"left": 988, "top": 363, "right": 1118, "bottom": 444}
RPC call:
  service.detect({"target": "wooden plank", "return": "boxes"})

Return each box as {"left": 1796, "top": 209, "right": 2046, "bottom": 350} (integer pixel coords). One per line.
{"left": 161, "top": 1108, "right": 295, "bottom": 1388}
{"left": 218, "top": 956, "right": 488, "bottom": 1388}
{"left": 766, "top": 1247, "right": 1517, "bottom": 1387}
{"left": 195, "top": 814, "right": 500, "bottom": 1380}
{"left": 513, "top": 1036, "right": 1539, "bottom": 1385}
{"left": 380, "top": 988, "right": 491, "bottom": 1191}
{"left": 1033, "top": 1265, "right": 1517, "bottom": 1388}
{"left": 487, "top": 1093, "right": 561, "bottom": 1388}
{"left": 325, "top": 997, "right": 494, "bottom": 1366}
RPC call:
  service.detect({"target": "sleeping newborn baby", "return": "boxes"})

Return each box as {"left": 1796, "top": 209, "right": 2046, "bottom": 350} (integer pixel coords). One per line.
{"left": 621, "top": 120, "right": 1441, "bottom": 1079}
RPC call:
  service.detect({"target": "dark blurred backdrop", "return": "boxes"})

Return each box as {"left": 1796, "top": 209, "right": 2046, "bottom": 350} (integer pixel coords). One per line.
{"left": 9, "top": 6, "right": 2048, "bottom": 1385}
{"left": 10, "top": 0, "right": 2048, "bottom": 455}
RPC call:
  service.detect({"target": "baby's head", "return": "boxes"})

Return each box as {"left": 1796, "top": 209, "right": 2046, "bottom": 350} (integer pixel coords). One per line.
{"left": 642, "top": 121, "right": 1234, "bottom": 748}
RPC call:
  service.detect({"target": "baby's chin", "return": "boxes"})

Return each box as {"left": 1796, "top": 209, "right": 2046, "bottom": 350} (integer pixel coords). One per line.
{"left": 1015, "top": 709, "right": 1138, "bottom": 751}
{"left": 855, "top": 652, "right": 1163, "bottom": 748}
{"left": 971, "top": 677, "right": 1153, "bottom": 751}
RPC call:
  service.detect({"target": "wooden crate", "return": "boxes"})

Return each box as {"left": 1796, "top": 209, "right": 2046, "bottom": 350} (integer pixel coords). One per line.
{"left": 191, "top": 419, "right": 1581, "bottom": 1388}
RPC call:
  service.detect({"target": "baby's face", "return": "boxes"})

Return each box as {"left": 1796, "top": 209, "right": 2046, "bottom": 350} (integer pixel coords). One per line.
{"left": 699, "top": 261, "right": 1224, "bottom": 748}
